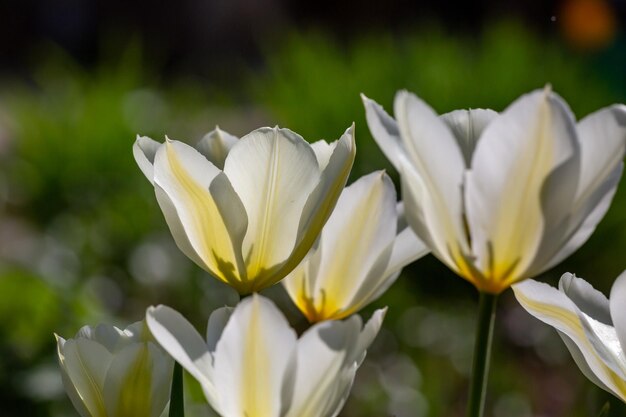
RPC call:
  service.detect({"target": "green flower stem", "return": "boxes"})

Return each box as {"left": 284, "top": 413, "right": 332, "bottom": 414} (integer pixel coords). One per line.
{"left": 466, "top": 291, "right": 498, "bottom": 417}
{"left": 169, "top": 362, "right": 185, "bottom": 417}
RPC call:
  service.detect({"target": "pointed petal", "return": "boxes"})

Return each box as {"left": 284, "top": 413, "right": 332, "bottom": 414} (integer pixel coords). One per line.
{"left": 133, "top": 136, "right": 162, "bottom": 184}
{"left": 58, "top": 339, "right": 112, "bottom": 417}
{"left": 542, "top": 105, "right": 626, "bottom": 270}
{"left": 213, "top": 295, "right": 297, "bottom": 417}
{"left": 559, "top": 273, "right": 611, "bottom": 324}
{"left": 466, "top": 89, "right": 579, "bottom": 288}
{"left": 610, "top": 271, "right": 626, "bottom": 356}
{"left": 76, "top": 324, "right": 124, "bottom": 352}
{"left": 223, "top": 127, "right": 320, "bottom": 288}
{"left": 440, "top": 108, "right": 498, "bottom": 166}
{"left": 196, "top": 127, "right": 239, "bottom": 169}
{"left": 154, "top": 140, "right": 247, "bottom": 286}
{"left": 513, "top": 279, "right": 626, "bottom": 400}
{"left": 270, "top": 125, "right": 356, "bottom": 292}
{"left": 286, "top": 317, "right": 362, "bottom": 417}
{"left": 56, "top": 335, "right": 95, "bottom": 417}
{"left": 309, "top": 171, "right": 397, "bottom": 318}
{"left": 362, "top": 94, "right": 404, "bottom": 171}
{"left": 145, "top": 305, "right": 216, "bottom": 405}
{"left": 394, "top": 91, "right": 469, "bottom": 272}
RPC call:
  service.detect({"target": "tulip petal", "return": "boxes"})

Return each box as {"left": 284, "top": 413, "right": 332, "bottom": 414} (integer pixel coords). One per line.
{"left": 466, "top": 89, "right": 579, "bottom": 289}
{"left": 362, "top": 93, "right": 404, "bottom": 171}
{"left": 513, "top": 279, "right": 626, "bottom": 400}
{"left": 196, "top": 127, "right": 239, "bottom": 169}
{"left": 440, "top": 108, "right": 498, "bottom": 166}
{"left": 103, "top": 342, "right": 172, "bottom": 417}
{"left": 542, "top": 105, "right": 626, "bottom": 270}
{"left": 56, "top": 336, "right": 95, "bottom": 417}
{"left": 154, "top": 140, "right": 247, "bottom": 286}
{"left": 146, "top": 305, "right": 217, "bottom": 406}
{"left": 310, "top": 140, "right": 336, "bottom": 170}
{"left": 310, "top": 171, "right": 397, "bottom": 318}
{"left": 559, "top": 273, "right": 611, "bottom": 324}
{"left": 286, "top": 318, "right": 362, "bottom": 417}
{"left": 223, "top": 127, "right": 320, "bottom": 289}
{"left": 59, "top": 338, "right": 112, "bottom": 417}
{"left": 272, "top": 126, "right": 356, "bottom": 292}
{"left": 394, "top": 91, "right": 469, "bottom": 272}
{"left": 76, "top": 324, "right": 125, "bottom": 353}
{"left": 610, "top": 271, "right": 626, "bottom": 357}
{"left": 133, "top": 136, "right": 162, "bottom": 184}
{"left": 213, "top": 295, "right": 298, "bottom": 417}
{"left": 206, "top": 306, "right": 234, "bottom": 352}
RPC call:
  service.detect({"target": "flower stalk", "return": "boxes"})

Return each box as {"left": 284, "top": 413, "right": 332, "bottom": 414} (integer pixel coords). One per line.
{"left": 466, "top": 292, "right": 498, "bottom": 417}
{"left": 169, "top": 362, "right": 184, "bottom": 417}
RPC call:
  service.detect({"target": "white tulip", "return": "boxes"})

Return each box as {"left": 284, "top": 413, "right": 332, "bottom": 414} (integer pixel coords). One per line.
{"left": 513, "top": 272, "right": 626, "bottom": 401}
{"left": 283, "top": 170, "right": 428, "bottom": 321}
{"left": 363, "top": 88, "right": 626, "bottom": 293}
{"left": 55, "top": 320, "right": 173, "bottom": 417}
{"left": 146, "top": 294, "right": 385, "bottom": 417}
{"left": 134, "top": 125, "right": 355, "bottom": 294}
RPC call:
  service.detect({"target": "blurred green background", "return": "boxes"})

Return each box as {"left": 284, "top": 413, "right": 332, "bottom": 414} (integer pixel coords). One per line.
{"left": 0, "top": 1, "right": 625, "bottom": 416}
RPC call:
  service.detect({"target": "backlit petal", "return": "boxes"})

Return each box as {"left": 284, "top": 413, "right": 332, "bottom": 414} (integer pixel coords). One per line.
{"left": 362, "top": 94, "right": 404, "bottom": 171}
{"left": 146, "top": 305, "right": 216, "bottom": 405}
{"left": 213, "top": 295, "right": 298, "bottom": 417}
{"left": 440, "top": 108, "right": 498, "bottom": 166}
{"left": 394, "top": 91, "right": 469, "bottom": 272}
{"left": 466, "top": 89, "right": 579, "bottom": 290}
{"left": 513, "top": 279, "right": 626, "bottom": 400}
{"left": 154, "top": 140, "right": 247, "bottom": 286}
{"left": 133, "top": 136, "right": 162, "bottom": 184}
{"left": 196, "top": 127, "right": 239, "bottom": 169}
{"left": 223, "top": 127, "right": 320, "bottom": 288}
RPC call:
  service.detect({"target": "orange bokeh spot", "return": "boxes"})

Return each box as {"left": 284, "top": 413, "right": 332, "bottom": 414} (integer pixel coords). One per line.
{"left": 560, "top": 0, "right": 617, "bottom": 50}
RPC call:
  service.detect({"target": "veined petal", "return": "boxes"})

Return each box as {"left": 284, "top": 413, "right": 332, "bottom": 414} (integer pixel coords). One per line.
{"left": 59, "top": 338, "right": 112, "bottom": 417}
{"left": 56, "top": 336, "right": 95, "bottom": 417}
{"left": 103, "top": 342, "right": 172, "bottom": 417}
{"left": 223, "top": 127, "right": 320, "bottom": 289}
{"left": 286, "top": 318, "right": 361, "bottom": 417}
{"left": 513, "top": 279, "right": 626, "bottom": 400}
{"left": 305, "top": 171, "right": 397, "bottom": 320}
{"left": 269, "top": 125, "right": 356, "bottom": 292}
{"left": 362, "top": 94, "right": 404, "bottom": 171}
{"left": 394, "top": 91, "right": 469, "bottom": 274}
{"left": 133, "top": 136, "right": 162, "bottom": 184}
{"left": 440, "top": 109, "right": 498, "bottom": 166}
{"left": 154, "top": 140, "right": 247, "bottom": 286}
{"left": 610, "top": 271, "right": 626, "bottom": 356}
{"left": 146, "top": 305, "right": 217, "bottom": 407}
{"left": 541, "top": 105, "right": 626, "bottom": 271}
{"left": 466, "top": 89, "right": 579, "bottom": 291}
{"left": 213, "top": 295, "right": 297, "bottom": 417}
{"left": 196, "top": 127, "right": 239, "bottom": 169}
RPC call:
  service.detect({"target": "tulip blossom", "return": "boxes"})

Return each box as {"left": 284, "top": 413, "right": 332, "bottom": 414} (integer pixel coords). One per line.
{"left": 363, "top": 89, "right": 626, "bottom": 293}
{"left": 283, "top": 170, "right": 428, "bottom": 322}
{"left": 513, "top": 272, "right": 626, "bottom": 402}
{"left": 55, "top": 320, "right": 173, "bottom": 417}
{"left": 134, "top": 125, "right": 355, "bottom": 294}
{"left": 147, "top": 294, "right": 385, "bottom": 417}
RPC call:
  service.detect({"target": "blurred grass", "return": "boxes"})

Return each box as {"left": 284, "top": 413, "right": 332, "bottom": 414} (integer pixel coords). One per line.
{"left": 0, "top": 20, "right": 625, "bottom": 417}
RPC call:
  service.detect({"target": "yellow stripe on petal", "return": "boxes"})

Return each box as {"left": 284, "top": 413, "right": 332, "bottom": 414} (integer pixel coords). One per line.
{"left": 163, "top": 142, "right": 244, "bottom": 288}
{"left": 515, "top": 288, "right": 626, "bottom": 401}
